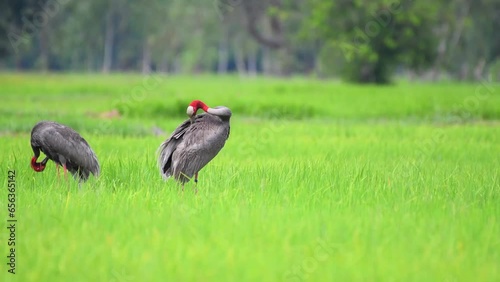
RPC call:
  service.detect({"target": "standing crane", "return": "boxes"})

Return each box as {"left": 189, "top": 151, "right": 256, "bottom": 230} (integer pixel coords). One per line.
{"left": 157, "top": 100, "right": 231, "bottom": 188}
{"left": 30, "top": 121, "right": 100, "bottom": 182}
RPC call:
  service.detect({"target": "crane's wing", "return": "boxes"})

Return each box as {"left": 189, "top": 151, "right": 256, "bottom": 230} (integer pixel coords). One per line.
{"left": 171, "top": 114, "right": 230, "bottom": 179}
{"left": 157, "top": 119, "right": 192, "bottom": 178}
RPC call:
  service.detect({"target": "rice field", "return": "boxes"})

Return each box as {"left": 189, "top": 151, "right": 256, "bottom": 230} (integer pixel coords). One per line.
{"left": 0, "top": 73, "right": 499, "bottom": 281}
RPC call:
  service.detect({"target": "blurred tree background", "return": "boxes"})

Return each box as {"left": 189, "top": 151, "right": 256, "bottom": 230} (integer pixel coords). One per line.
{"left": 0, "top": 0, "right": 498, "bottom": 83}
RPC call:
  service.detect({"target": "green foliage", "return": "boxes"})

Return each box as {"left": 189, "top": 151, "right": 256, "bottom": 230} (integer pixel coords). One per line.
{"left": 1, "top": 0, "right": 499, "bottom": 82}
{"left": 1, "top": 74, "right": 500, "bottom": 281}
{"left": 308, "top": 0, "right": 439, "bottom": 83}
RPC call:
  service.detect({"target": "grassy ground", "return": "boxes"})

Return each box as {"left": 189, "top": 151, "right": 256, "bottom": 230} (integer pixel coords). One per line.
{"left": 0, "top": 73, "right": 499, "bottom": 281}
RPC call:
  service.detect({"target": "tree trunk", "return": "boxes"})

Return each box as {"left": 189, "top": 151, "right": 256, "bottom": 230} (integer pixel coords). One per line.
{"left": 269, "top": 49, "right": 284, "bottom": 76}
{"left": 262, "top": 47, "right": 272, "bottom": 76}
{"left": 173, "top": 56, "right": 182, "bottom": 74}
{"left": 101, "top": 5, "right": 114, "bottom": 73}
{"left": 70, "top": 51, "right": 78, "bottom": 70}
{"left": 159, "top": 55, "right": 169, "bottom": 74}
{"left": 459, "top": 63, "right": 469, "bottom": 81}
{"left": 217, "top": 39, "right": 229, "bottom": 74}
{"left": 473, "top": 59, "right": 486, "bottom": 81}
{"left": 247, "top": 48, "right": 258, "bottom": 76}
{"left": 234, "top": 47, "right": 246, "bottom": 76}
{"left": 430, "top": 24, "right": 449, "bottom": 81}
{"left": 141, "top": 39, "right": 152, "bottom": 74}
{"left": 313, "top": 51, "right": 323, "bottom": 78}
{"left": 86, "top": 49, "right": 94, "bottom": 72}
{"left": 449, "top": 1, "right": 469, "bottom": 53}
{"left": 39, "top": 25, "right": 49, "bottom": 72}
{"left": 279, "top": 48, "right": 293, "bottom": 76}
{"left": 15, "top": 53, "right": 21, "bottom": 70}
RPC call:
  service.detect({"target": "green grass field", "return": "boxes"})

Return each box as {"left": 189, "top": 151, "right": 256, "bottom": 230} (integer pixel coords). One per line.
{"left": 0, "top": 73, "right": 499, "bottom": 281}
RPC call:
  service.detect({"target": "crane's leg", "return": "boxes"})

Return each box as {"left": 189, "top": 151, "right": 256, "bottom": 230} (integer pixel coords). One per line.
{"left": 62, "top": 164, "right": 72, "bottom": 189}
{"left": 63, "top": 164, "right": 68, "bottom": 180}
{"left": 194, "top": 172, "right": 198, "bottom": 194}
{"left": 56, "top": 164, "right": 60, "bottom": 179}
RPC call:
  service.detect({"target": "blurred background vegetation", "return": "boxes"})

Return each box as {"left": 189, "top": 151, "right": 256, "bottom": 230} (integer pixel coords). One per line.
{"left": 0, "top": 0, "right": 499, "bottom": 84}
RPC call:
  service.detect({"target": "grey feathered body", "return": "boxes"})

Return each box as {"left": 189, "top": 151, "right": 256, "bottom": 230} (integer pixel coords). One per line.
{"left": 31, "top": 121, "right": 100, "bottom": 181}
{"left": 157, "top": 112, "right": 230, "bottom": 183}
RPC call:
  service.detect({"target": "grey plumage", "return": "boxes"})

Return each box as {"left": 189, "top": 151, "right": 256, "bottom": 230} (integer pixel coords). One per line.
{"left": 157, "top": 105, "right": 231, "bottom": 184}
{"left": 30, "top": 121, "right": 100, "bottom": 182}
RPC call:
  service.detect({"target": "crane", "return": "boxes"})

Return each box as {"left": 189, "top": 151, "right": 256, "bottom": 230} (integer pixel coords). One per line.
{"left": 30, "top": 121, "right": 100, "bottom": 182}
{"left": 157, "top": 100, "right": 231, "bottom": 189}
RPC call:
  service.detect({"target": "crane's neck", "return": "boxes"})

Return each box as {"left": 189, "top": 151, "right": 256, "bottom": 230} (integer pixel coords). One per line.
{"left": 187, "top": 100, "right": 231, "bottom": 118}
{"left": 207, "top": 107, "right": 231, "bottom": 117}
{"left": 189, "top": 100, "right": 209, "bottom": 112}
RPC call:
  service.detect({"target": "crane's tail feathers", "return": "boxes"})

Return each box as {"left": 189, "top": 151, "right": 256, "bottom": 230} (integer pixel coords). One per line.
{"left": 157, "top": 140, "right": 173, "bottom": 178}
